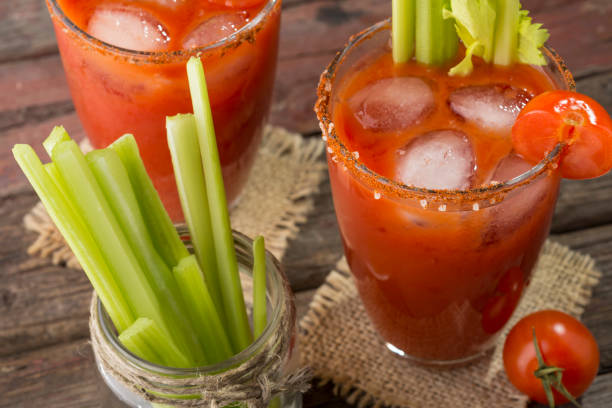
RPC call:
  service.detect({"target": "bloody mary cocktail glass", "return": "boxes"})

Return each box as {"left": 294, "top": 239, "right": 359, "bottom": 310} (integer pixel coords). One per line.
{"left": 316, "top": 20, "right": 575, "bottom": 364}
{"left": 46, "top": 0, "right": 281, "bottom": 220}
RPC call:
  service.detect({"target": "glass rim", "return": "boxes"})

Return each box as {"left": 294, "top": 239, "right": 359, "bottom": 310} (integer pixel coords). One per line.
{"left": 46, "top": 0, "right": 280, "bottom": 63}
{"left": 96, "top": 228, "right": 292, "bottom": 376}
{"left": 315, "top": 18, "right": 576, "bottom": 204}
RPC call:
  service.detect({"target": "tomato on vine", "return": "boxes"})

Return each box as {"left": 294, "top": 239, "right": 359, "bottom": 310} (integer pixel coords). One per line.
{"left": 503, "top": 310, "right": 599, "bottom": 407}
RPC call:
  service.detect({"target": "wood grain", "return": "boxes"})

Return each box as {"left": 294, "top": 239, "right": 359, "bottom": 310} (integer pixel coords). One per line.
{"left": 0, "top": 0, "right": 57, "bottom": 64}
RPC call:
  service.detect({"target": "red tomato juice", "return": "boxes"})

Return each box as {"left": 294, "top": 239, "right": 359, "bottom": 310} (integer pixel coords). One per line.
{"left": 46, "top": 0, "right": 281, "bottom": 220}
{"left": 317, "top": 23, "right": 573, "bottom": 362}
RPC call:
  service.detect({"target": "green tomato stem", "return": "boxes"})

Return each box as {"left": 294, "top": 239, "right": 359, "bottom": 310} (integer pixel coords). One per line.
{"left": 532, "top": 328, "right": 582, "bottom": 408}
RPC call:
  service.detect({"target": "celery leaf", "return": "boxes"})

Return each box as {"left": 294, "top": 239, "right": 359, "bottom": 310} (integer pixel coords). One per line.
{"left": 444, "top": 0, "right": 497, "bottom": 76}
{"left": 517, "top": 9, "right": 549, "bottom": 65}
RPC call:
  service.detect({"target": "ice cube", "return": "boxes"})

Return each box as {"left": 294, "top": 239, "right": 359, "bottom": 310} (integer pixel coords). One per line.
{"left": 182, "top": 13, "right": 247, "bottom": 48}
{"left": 449, "top": 85, "right": 532, "bottom": 132}
{"left": 489, "top": 153, "right": 534, "bottom": 183}
{"left": 482, "top": 154, "right": 549, "bottom": 244}
{"left": 87, "top": 6, "right": 171, "bottom": 51}
{"left": 349, "top": 77, "right": 435, "bottom": 132}
{"left": 396, "top": 130, "right": 475, "bottom": 190}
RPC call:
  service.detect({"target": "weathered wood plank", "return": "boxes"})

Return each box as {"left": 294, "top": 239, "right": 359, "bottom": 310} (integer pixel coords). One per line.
{"left": 0, "top": 113, "right": 84, "bottom": 197}
{"left": 528, "top": 0, "right": 612, "bottom": 74}
{"left": 0, "top": 339, "right": 124, "bottom": 408}
{"left": 550, "top": 224, "right": 612, "bottom": 369}
{"left": 0, "top": 54, "right": 70, "bottom": 117}
{"left": 0, "top": 0, "right": 57, "bottom": 64}
{"left": 282, "top": 174, "right": 343, "bottom": 292}
{"left": 0, "top": 192, "right": 91, "bottom": 357}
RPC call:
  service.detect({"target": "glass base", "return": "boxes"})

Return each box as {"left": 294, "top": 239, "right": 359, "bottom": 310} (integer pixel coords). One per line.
{"left": 385, "top": 342, "right": 492, "bottom": 367}
{"left": 97, "top": 359, "right": 303, "bottom": 408}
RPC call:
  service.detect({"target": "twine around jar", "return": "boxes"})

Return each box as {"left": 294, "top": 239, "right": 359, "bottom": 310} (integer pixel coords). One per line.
{"left": 89, "top": 293, "right": 312, "bottom": 408}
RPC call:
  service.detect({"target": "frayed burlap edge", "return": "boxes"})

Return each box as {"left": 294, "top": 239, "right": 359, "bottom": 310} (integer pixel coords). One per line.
{"left": 23, "top": 126, "right": 326, "bottom": 266}
{"left": 299, "top": 240, "right": 602, "bottom": 408}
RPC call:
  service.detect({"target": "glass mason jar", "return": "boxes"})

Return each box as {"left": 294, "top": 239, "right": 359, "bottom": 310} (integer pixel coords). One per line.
{"left": 315, "top": 19, "right": 575, "bottom": 364}
{"left": 92, "top": 228, "right": 302, "bottom": 407}
{"left": 45, "top": 0, "right": 282, "bottom": 221}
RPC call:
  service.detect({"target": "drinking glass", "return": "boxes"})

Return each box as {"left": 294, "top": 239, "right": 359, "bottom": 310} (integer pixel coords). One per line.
{"left": 93, "top": 228, "right": 301, "bottom": 407}
{"left": 315, "top": 19, "right": 575, "bottom": 364}
{"left": 46, "top": 0, "right": 282, "bottom": 220}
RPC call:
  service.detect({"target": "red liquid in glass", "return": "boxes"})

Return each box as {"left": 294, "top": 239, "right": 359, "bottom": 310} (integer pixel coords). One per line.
{"left": 328, "top": 51, "right": 562, "bottom": 361}
{"left": 47, "top": 0, "right": 281, "bottom": 220}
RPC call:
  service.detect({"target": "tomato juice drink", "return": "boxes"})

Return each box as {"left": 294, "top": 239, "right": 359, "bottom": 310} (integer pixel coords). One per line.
{"left": 46, "top": 0, "right": 281, "bottom": 220}
{"left": 316, "top": 20, "right": 575, "bottom": 363}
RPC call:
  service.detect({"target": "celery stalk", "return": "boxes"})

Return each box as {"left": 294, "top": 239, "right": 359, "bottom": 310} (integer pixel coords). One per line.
{"left": 442, "top": 3, "right": 459, "bottom": 63}
{"left": 252, "top": 236, "right": 267, "bottom": 339}
{"left": 166, "top": 114, "right": 223, "bottom": 319}
{"left": 493, "top": 0, "right": 520, "bottom": 66}
{"left": 392, "top": 0, "right": 415, "bottom": 64}
{"left": 13, "top": 144, "right": 134, "bottom": 333}
{"left": 415, "top": 0, "right": 458, "bottom": 66}
{"left": 110, "top": 134, "right": 189, "bottom": 268}
{"left": 43, "top": 126, "right": 70, "bottom": 159}
{"left": 86, "top": 148, "right": 205, "bottom": 365}
{"left": 186, "top": 57, "right": 252, "bottom": 353}
{"left": 119, "top": 317, "right": 191, "bottom": 368}
{"left": 51, "top": 140, "right": 192, "bottom": 364}
{"left": 119, "top": 318, "right": 166, "bottom": 366}
{"left": 173, "top": 255, "right": 234, "bottom": 364}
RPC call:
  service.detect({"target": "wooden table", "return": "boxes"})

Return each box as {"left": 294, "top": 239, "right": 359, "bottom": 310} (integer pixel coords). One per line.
{"left": 1, "top": 0, "right": 611, "bottom": 407}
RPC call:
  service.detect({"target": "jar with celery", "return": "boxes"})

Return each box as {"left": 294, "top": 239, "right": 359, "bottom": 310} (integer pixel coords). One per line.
{"left": 13, "top": 58, "right": 309, "bottom": 407}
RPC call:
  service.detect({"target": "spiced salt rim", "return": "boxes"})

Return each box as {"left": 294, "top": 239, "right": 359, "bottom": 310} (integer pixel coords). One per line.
{"left": 46, "top": 0, "right": 280, "bottom": 64}
{"left": 314, "top": 19, "right": 576, "bottom": 209}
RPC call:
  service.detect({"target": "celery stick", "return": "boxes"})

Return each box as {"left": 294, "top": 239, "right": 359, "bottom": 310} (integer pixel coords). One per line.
{"left": 416, "top": 0, "right": 439, "bottom": 65}
{"left": 416, "top": 0, "right": 457, "bottom": 65}
{"left": 442, "top": 5, "right": 459, "bottom": 63}
{"left": 493, "top": 0, "right": 520, "bottom": 66}
{"left": 120, "top": 317, "right": 191, "bottom": 368}
{"left": 13, "top": 144, "right": 134, "bottom": 333}
{"left": 43, "top": 126, "right": 70, "bottom": 159}
{"left": 51, "top": 140, "right": 193, "bottom": 364}
{"left": 43, "top": 162, "right": 80, "bottom": 216}
{"left": 86, "top": 148, "right": 205, "bottom": 365}
{"left": 110, "top": 134, "right": 189, "bottom": 268}
{"left": 166, "top": 114, "right": 223, "bottom": 318}
{"left": 392, "top": 0, "right": 415, "bottom": 64}
{"left": 119, "top": 318, "right": 166, "bottom": 366}
{"left": 252, "top": 236, "right": 267, "bottom": 339}
{"left": 186, "top": 57, "right": 253, "bottom": 353}
{"left": 174, "top": 255, "right": 234, "bottom": 364}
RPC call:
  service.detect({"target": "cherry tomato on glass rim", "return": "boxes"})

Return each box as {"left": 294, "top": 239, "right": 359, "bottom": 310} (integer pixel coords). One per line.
{"left": 512, "top": 91, "right": 612, "bottom": 179}
{"left": 503, "top": 310, "right": 599, "bottom": 407}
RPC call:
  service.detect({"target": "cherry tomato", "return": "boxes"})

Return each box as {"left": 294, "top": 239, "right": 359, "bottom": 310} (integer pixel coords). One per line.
{"left": 503, "top": 310, "right": 599, "bottom": 406}
{"left": 208, "top": 0, "right": 266, "bottom": 8}
{"left": 512, "top": 91, "right": 612, "bottom": 179}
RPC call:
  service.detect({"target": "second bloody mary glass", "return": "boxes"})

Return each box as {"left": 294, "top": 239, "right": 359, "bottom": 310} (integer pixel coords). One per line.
{"left": 316, "top": 20, "right": 575, "bottom": 364}
{"left": 46, "top": 0, "right": 282, "bottom": 221}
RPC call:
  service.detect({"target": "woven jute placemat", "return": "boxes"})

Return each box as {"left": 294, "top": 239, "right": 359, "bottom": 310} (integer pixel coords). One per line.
{"left": 299, "top": 241, "right": 601, "bottom": 408}
{"left": 23, "top": 126, "right": 327, "bottom": 267}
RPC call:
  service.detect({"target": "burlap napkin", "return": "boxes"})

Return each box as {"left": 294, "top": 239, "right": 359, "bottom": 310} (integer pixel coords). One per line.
{"left": 23, "top": 126, "right": 327, "bottom": 267}
{"left": 299, "top": 241, "right": 601, "bottom": 408}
